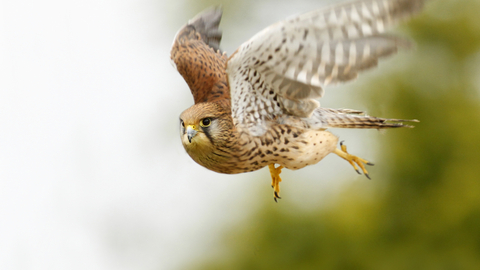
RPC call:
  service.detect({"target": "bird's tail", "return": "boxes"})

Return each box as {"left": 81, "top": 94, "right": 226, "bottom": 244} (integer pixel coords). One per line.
{"left": 313, "top": 108, "right": 419, "bottom": 129}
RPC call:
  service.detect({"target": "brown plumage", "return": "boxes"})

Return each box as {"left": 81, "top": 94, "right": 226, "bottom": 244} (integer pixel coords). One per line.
{"left": 170, "top": 0, "right": 423, "bottom": 201}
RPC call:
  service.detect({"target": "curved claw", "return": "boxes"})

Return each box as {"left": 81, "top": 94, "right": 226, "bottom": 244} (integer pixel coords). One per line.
{"left": 269, "top": 164, "right": 284, "bottom": 202}
{"left": 273, "top": 191, "right": 281, "bottom": 202}
{"left": 333, "top": 142, "right": 373, "bottom": 179}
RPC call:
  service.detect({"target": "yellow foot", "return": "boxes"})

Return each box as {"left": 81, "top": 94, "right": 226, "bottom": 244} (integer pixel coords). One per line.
{"left": 333, "top": 141, "right": 374, "bottom": 179}
{"left": 268, "top": 164, "right": 284, "bottom": 202}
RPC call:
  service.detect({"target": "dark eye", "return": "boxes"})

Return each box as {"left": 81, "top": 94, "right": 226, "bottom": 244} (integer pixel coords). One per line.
{"left": 180, "top": 119, "right": 185, "bottom": 127}
{"left": 200, "top": 117, "right": 212, "bottom": 127}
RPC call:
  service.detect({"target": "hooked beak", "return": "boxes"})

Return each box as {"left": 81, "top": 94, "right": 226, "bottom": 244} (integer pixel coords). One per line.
{"left": 186, "top": 125, "right": 198, "bottom": 143}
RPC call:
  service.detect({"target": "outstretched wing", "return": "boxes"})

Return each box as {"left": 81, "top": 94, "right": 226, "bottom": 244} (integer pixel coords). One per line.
{"left": 227, "top": 0, "right": 424, "bottom": 134}
{"left": 171, "top": 7, "right": 230, "bottom": 104}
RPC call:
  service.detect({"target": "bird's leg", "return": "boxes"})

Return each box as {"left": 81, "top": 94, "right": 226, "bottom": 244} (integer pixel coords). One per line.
{"left": 333, "top": 141, "right": 374, "bottom": 179}
{"left": 268, "top": 164, "right": 284, "bottom": 202}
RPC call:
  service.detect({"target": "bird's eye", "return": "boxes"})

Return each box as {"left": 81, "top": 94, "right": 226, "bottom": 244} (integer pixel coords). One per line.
{"left": 180, "top": 119, "right": 185, "bottom": 127}
{"left": 200, "top": 118, "right": 212, "bottom": 127}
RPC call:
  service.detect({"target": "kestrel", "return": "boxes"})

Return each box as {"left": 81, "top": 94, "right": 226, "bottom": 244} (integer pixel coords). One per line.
{"left": 170, "top": 0, "right": 423, "bottom": 201}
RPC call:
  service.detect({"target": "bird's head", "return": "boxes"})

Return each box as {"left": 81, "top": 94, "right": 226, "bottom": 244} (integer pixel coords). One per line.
{"left": 179, "top": 102, "right": 234, "bottom": 158}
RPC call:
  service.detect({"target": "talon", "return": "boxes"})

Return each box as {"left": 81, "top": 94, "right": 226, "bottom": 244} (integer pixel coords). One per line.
{"left": 269, "top": 164, "right": 284, "bottom": 201}
{"left": 273, "top": 191, "right": 281, "bottom": 202}
{"left": 333, "top": 142, "right": 372, "bottom": 179}
{"left": 340, "top": 141, "right": 347, "bottom": 152}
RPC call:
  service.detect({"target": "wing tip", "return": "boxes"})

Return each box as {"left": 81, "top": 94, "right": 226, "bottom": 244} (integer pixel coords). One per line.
{"left": 173, "top": 6, "right": 224, "bottom": 52}
{"left": 188, "top": 6, "right": 223, "bottom": 26}
{"left": 189, "top": 7, "right": 224, "bottom": 51}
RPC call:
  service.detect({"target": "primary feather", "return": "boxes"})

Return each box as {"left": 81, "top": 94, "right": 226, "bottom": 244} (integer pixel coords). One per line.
{"left": 227, "top": 0, "right": 424, "bottom": 134}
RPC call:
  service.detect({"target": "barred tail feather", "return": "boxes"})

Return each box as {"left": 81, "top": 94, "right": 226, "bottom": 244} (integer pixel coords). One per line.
{"left": 314, "top": 108, "right": 419, "bottom": 129}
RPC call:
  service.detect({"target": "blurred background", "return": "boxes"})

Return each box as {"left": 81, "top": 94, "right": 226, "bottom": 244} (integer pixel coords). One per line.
{"left": 1, "top": 0, "right": 480, "bottom": 269}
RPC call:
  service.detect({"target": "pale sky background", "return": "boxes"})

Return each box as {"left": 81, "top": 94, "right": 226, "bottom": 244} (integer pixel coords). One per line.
{"left": 0, "top": 0, "right": 400, "bottom": 269}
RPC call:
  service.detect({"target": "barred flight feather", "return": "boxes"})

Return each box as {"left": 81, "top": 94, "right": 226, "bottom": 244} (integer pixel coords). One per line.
{"left": 227, "top": 0, "right": 424, "bottom": 131}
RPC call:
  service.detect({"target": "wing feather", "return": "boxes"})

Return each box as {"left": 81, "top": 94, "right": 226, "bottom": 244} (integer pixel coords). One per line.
{"left": 227, "top": 0, "right": 424, "bottom": 126}
{"left": 170, "top": 7, "right": 229, "bottom": 104}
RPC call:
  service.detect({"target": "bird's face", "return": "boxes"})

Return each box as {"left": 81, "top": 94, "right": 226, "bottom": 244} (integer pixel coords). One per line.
{"left": 179, "top": 103, "right": 233, "bottom": 164}
{"left": 179, "top": 114, "right": 215, "bottom": 147}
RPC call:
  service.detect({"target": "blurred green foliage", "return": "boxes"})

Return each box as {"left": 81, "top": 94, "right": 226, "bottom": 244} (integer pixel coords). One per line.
{"left": 186, "top": 0, "right": 480, "bottom": 269}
